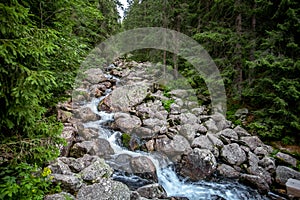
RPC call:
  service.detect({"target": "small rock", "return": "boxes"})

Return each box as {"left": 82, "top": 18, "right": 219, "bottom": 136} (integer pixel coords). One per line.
{"left": 286, "top": 178, "right": 300, "bottom": 198}
{"left": 233, "top": 125, "right": 251, "bottom": 137}
{"left": 259, "top": 157, "right": 276, "bottom": 173}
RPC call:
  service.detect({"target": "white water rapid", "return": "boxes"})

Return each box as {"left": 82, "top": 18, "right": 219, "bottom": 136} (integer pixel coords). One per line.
{"left": 81, "top": 90, "right": 270, "bottom": 200}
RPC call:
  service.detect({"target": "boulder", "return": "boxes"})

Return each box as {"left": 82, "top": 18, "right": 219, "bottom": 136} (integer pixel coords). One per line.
{"left": 217, "top": 128, "right": 238, "bottom": 143}
{"left": 240, "top": 174, "right": 269, "bottom": 193}
{"left": 286, "top": 178, "right": 300, "bottom": 198}
{"left": 233, "top": 125, "right": 251, "bottom": 137}
{"left": 78, "top": 128, "right": 99, "bottom": 141}
{"left": 51, "top": 174, "right": 83, "bottom": 193}
{"left": 155, "top": 135, "right": 190, "bottom": 161}
{"left": 240, "top": 136, "right": 264, "bottom": 151}
{"left": 74, "top": 107, "right": 100, "bottom": 122}
{"left": 59, "top": 154, "right": 98, "bottom": 173}
{"left": 130, "top": 156, "right": 157, "bottom": 181}
{"left": 80, "top": 158, "right": 113, "bottom": 182}
{"left": 44, "top": 192, "right": 75, "bottom": 200}
{"left": 48, "top": 159, "right": 72, "bottom": 175}
{"left": 276, "top": 166, "right": 300, "bottom": 186}
{"left": 137, "top": 183, "right": 167, "bottom": 199}
{"left": 204, "top": 119, "right": 219, "bottom": 134}
{"left": 207, "top": 133, "right": 224, "bottom": 149}
{"left": 114, "top": 112, "right": 142, "bottom": 133}
{"left": 105, "top": 83, "right": 150, "bottom": 112}
{"left": 179, "top": 113, "right": 199, "bottom": 125}
{"left": 84, "top": 68, "right": 107, "bottom": 84}
{"left": 275, "top": 152, "right": 298, "bottom": 167}
{"left": 76, "top": 180, "right": 131, "bottom": 200}
{"left": 179, "top": 148, "right": 217, "bottom": 180}
{"left": 247, "top": 166, "right": 272, "bottom": 184}
{"left": 191, "top": 135, "right": 219, "bottom": 157}
{"left": 217, "top": 164, "right": 240, "bottom": 178}
{"left": 248, "top": 151, "right": 259, "bottom": 167}
{"left": 221, "top": 143, "right": 246, "bottom": 165}
{"left": 60, "top": 126, "right": 76, "bottom": 156}
{"left": 259, "top": 157, "right": 276, "bottom": 173}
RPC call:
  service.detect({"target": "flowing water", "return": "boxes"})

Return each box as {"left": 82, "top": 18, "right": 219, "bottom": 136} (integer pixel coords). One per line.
{"left": 79, "top": 73, "right": 270, "bottom": 200}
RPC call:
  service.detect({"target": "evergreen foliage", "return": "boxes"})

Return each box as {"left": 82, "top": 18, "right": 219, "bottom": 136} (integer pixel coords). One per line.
{"left": 123, "top": 0, "right": 300, "bottom": 142}
{"left": 0, "top": 0, "right": 120, "bottom": 198}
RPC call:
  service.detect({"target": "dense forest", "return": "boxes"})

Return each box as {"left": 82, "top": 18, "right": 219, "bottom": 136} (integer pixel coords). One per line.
{"left": 0, "top": 0, "right": 120, "bottom": 198}
{"left": 0, "top": 0, "right": 299, "bottom": 199}
{"left": 123, "top": 0, "right": 300, "bottom": 143}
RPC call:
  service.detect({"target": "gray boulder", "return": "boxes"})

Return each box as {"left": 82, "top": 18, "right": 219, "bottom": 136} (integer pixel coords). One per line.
{"left": 137, "top": 183, "right": 167, "bottom": 199}
{"left": 44, "top": 192, "right": 75, "bottom": 200}
{"left": 114, "top": 112, "right": 142, "bottom": 133}
{"left": 51, "top": 174, "right": 83, "bottom": 193}
{"left": 240, "top": 136, "right": 264, "bottom": 151}
{"left": 130, "top": 156, "right": 157, "bottom": 181}
{"left": 217, "top": 164, "right": 240, "bottom": 178}
{"left": 84, "top": 68, "right": 107, "bottom": 84}
{"left": 179, "top": 148, "right": 217, "bottom": 181}
{"left": 74, "top": 107, "right": 100, "bottom": 122}
{"left": 276, "top": 166, "right": 300, "bottom": 185}
{"left": 76, "top": 180, "right": 131, "bottom": 200}
{"left": 240, "top": 174, "right": 269, "bottom": 193}
{"left": 275, "top": 152, "right": 298, "bottom": 167}
{"left": 221, "top": 143, "right": 246, "bottom": 165}
{"left": 80, "top": 158, "right": 113, "bottom": 182}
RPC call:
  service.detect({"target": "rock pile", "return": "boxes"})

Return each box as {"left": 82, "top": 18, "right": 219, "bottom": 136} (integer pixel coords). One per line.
{"left": 48, "top": 60, "right": 300, "bottom": 199}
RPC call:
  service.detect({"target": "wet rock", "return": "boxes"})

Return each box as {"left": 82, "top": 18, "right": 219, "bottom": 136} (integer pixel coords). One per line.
{"left": 240, "top": 136, "right": 264, "bottom": 151}
{"left": 137, "top": 183, "right": 167, "bottom": 199}
{"left": 130, "top": 156, "right": 157, "bottom": 181}
{"left": 276, "top": 166, "right": 300, "bottom": 186}
{"left": 114, "top": 112, "right": 142, "bottom": 133}
{"left": 44, "top": 192, "right": 75, "bottom": 200}
{"left": 74, "top": 107, "right": 100, "bottom": 122}
{"left": 78, "top": 128, "right": 98, "bottom": 140}
{"left": 275, "top": 152, "right": 297, "bottom": 167}
{"left": 51, "top": 174, "right": 83, "bottom": 193}
{"left": 108, "top": 153, "right": 133, "bottom": 173}
{"left": 179, "top": 148, "right": 217, "bottom": 180}
{"left": 155, "top": 135, "right": 190, "bottom": 162}
{"left": 217, "top": 164, "right": 240, "bottom": 178}
{"left": 90, "top": 138, "right": 115, "bottom": 158}
{"left": 76, "top": 179, "right": 131, "bottom": 200}
{"left": 221, "top": 143, "right": 246, "bottom": 165}
{"left": 80, "top": 158, "right": 113, "bottom": 182}
{"left": 240, "top": 174, "right": 269, "bottom": 193}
